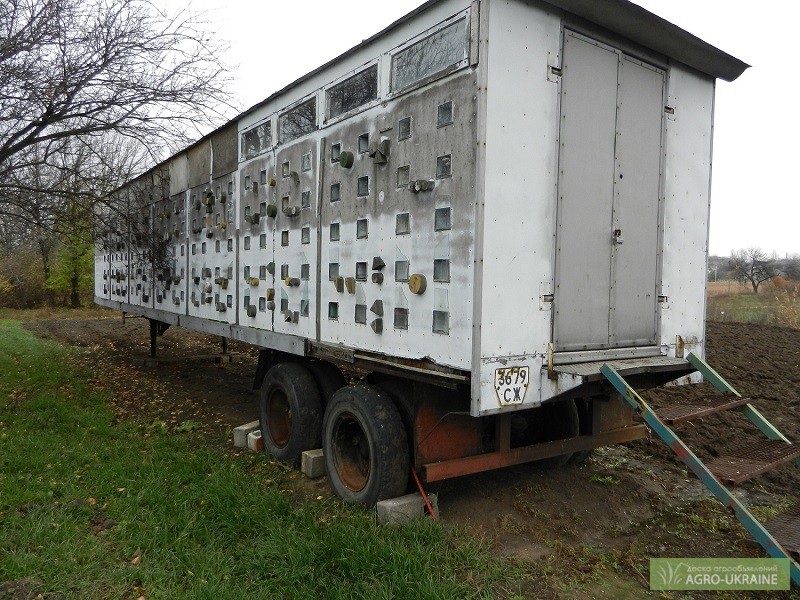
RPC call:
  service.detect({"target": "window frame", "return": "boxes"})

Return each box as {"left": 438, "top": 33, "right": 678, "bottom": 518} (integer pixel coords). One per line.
{"left": 387, "top": 10, "right": 471, "bottom": 98}
{"left": 322, "top": 59, "right": 382, "bottom": 125}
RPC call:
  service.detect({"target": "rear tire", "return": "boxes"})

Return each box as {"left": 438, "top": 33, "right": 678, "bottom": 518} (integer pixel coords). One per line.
{"left": 323, "top": 385, "right": 409, "bottom": 507}
{"left": 305, "top": 360, "right": 346, "bottom": 407}
{"left": 259, "top": 362, "right": 322, "bottom": 466}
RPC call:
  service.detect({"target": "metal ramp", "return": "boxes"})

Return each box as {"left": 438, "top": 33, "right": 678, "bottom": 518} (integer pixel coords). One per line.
{"left": 601, "top": 352, "right": 800, "bottom": 587}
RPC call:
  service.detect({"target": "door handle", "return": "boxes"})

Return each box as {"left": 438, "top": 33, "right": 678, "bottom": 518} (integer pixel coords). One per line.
{"left": 613, "top": 229, "right": 624, "bottom": 245}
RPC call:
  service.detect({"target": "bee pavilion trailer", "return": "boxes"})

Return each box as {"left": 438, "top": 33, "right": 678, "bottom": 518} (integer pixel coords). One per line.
{"left": 95, "top": 0, "right": 748, "bottom": 506}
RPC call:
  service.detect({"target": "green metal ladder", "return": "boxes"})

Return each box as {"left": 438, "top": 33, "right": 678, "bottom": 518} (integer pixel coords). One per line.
{"left": 601, "top": 352, "right": 800, "bottom": 587}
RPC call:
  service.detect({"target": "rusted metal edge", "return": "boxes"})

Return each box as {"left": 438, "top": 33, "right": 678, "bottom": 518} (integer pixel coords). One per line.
{"left": 423, "top": 425, "right": 646, "bottom": 482}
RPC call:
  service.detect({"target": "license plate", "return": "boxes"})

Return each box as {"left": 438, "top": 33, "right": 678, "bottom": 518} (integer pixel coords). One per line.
{"left": 494, "top": 366, "right": 530, "bottom": 406}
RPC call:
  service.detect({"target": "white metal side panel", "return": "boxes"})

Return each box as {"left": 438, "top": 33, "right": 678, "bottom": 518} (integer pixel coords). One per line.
{"left": 238, "top": 154, "right": 275, "bottom": 331}
{"left": 659, "top": 65, "right": 714, "bottom": 361}
{"left": 475, "top": 0, "right": 562, "bottom": 414}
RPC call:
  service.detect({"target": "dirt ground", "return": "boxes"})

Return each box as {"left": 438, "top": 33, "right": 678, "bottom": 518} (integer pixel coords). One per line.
{"left": 21, "top": 310, "right": 800, "bottom": 598}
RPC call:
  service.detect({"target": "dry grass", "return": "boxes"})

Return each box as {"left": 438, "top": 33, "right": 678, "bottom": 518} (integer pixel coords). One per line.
{"left": 706, "top": 280, "right": 752, "bottom": 297}
{"left": 0, "top": 305, "right": 115, "bottom": 322}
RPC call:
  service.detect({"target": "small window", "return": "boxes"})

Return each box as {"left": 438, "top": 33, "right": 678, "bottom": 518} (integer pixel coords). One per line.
{"left": 244, "top": 175, "right": 251, "bottom": 190}
{"left": 227, "top": 294, "right": 233, "bottom": 308}
{"left": 394, "top": 307, "right": 409, "bottom": 330}
{"left": 227, "top": 266, "right": 233, "bottom": 279}
{"left": 357, "top": 176, "right": 369, "bottom": 197}
{"left": 434, "top": 259, "right": 451, "bottom": 282}
{"left": 356, "top": 262, "right": 367, "bottom": 281}
{"left": 301, "top": 226, "right": 310, "bottom": 244}
{"left": 260, "top": 233, "right": 267, "bottom": 249}
{"left": 228, "top": 181, "right": 234, "bottom": 195}
{"left": 330, "top": 223, "right": 340, "bottom": 241}
{"left": 300, "top": 299, "right": 309, "bottom": 317}
{"left": 330, "top": 143, "right": 341, "bottom": 163}
{"left": 398, "top": 117, "right": 412, "bottom": 140}
{"left": 260, "top": 202, "right": 267, "bottom": 216}
{"left": 280, "top": 296, "right": 288, "bottom": 312}
{"left": 436, "top": 154, "right": 452, "bottom": 179}
{"left": 435, "top": 207, "right": 452, "bottom": 231}
{"left": 301, "top": 190, "right": 311, "bottom": 208}
{"left": 355, "top": 304, "right": 367, "bottom": 324}
{"left": 244, "top": 266, "right": 250, "bottom": 279}
{"left": 356, "top": 218, "right": 368, "bottom": 239}
{"left": 328, "top": 302, "right": 339, "bottom": 319}
{"left": 227, "top": 238, "right": 233, "bottom": 252}
{"left": 281, "top": 264, "right": 289, "bottom": 279}
{"left": 433, "top": 310, "right": 450, "bottom": 335}
{"left": 201, "top": 242, "right": 206, "bottom": 254}
{"left": 391, "top": 18, "right": 468, "bottom": 92}
{"left": 329, "top": 263, "right": 339, "bottom": 281}
{"left": 437, "top": 101, "right": 454, "bottom": 127}
{"left": 279, "top": 97, "right": 317, "bottom": 143}
{"left": 181, "top": 245, "right": 185, "bottom": 256}
{"left": 241, "top": 121, "right": 271, "bottom": 160}
{"left": 215, "top": 240, "right": 221, "bottom": 253}
{"left": 259, "top": 265, "right": 267, "bottom": 279}
{"left": 396, "top": 213, "right": 410, "bottom": 235}
{"left": 301, "top": 263, "right": 310, "bottom": 280}
{"left": 327, "top": 65, "right": 378, "bottom": 118}
{"left": 330, "top": 183, "right": 340, "bottom": 202}
{"left": 260, "top": 169, "right": 267, "bottom": 185}
{"left": 282, "top": 162, "right": 290, "bottom": 178}
{"left": 244, "top": 206, "right": 251, "bottom": 218}
{"left": 282, "top": 196, "right": 290, "bottom": 212}
{"left": 259, "top": 297, "right": 266, "bottom": 312}
{"left": 281, "top": 230, "right": 289, "bottom": 246}
{"left": 397, "top": 165, "right": 410, "bottom": 188}
{"left": 358, "top": 133, "right": 369, "bottom": 154}
{"left": 244, "top": 236, "right": 251, "bottom": 250}
{"left": 395, "top": 260, "right": 409, "bottom": 282}
{"left": 301, "top": 152, "right": 312, "bottom": 172}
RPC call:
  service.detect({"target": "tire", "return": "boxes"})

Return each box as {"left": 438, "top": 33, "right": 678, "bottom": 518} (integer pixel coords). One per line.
{"left": 569, "top": 398, "right": 594, "bottom": 464}
{"left": 535, "top": 398, "right": 580, "bottom": 468}
{"left": 259, "top": 362, "right": 322, "bottom": 466}
{"left": 305, "top": 360, "right": 346, "bottom": 407}
{"left": 323, "top": 385, "right": 409, "bottom": 507}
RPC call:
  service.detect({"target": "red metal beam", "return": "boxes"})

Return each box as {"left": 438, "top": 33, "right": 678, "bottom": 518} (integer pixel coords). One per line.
{"left": 422, "top": 425, "right": 647, "bottom": 482}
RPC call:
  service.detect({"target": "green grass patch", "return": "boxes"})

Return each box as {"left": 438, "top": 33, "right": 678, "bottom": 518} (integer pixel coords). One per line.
{"left": 0, "top": 320, "right": 517, "bottom": 598}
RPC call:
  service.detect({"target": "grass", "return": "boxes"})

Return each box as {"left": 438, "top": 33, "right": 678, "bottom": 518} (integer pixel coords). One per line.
{"left": 0, "top": 319, "right": 518, "bottom": 599}
{"left": 706, "top": 282, "right": 800, "bottom": 328}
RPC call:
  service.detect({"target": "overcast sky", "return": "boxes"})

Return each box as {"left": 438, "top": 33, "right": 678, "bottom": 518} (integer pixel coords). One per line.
{"left": 176, "top": 0, "right": 799, "bottom": 257}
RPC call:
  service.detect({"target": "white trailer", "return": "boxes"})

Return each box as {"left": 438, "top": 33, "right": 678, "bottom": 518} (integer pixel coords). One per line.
{"left": 95, "top": 0, "right": 747, "bottom": 506}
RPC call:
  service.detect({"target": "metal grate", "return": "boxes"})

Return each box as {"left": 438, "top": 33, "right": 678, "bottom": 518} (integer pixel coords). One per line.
{"left": 764, "top": 504, "right": 800, "bottom": 559}
{"left": 655, "top": 394, "right": 752, "bottom": 425}
{"left": 707, "top": 440, "right": 800, "bottom": 485}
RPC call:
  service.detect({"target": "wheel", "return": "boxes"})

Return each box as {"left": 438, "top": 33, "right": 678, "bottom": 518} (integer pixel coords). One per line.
{"left": 305, "top": 360, "right": 346, "bottom": 407}
{"left": 534, "top": 398, "right": 580, "bottom": 468}
{"left": 258, "top": 362, "right": 322, "bottom": 466}
{"left": 568, "top": 398, "right": 593, "bottom": 464}
{"left": 323, "top": 385, "right": 409, "bottom": 507}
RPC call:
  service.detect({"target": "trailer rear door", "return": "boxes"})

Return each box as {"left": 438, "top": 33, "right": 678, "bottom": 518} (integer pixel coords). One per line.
{"left": 553, "top": 31, "right": 664, "bottom": 352}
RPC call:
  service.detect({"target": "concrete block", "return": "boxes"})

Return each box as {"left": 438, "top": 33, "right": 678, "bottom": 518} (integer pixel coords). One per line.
{"left": 301, "top": 449, "right": 326, "bottom": 478}
{"left": 233, "top": 420, "right": 260, "bottom": 447}
{"left": 247, "top": 430, "right": 263, "bottom": 452}
{"left": 376, "top": 493, "right": 439, "bottom": 526}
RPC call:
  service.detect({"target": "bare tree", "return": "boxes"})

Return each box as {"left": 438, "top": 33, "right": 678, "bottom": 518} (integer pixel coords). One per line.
{"left": 729, "top": 247, "right": 778, "bottom": 294}
{"left": 0, "top": 0, "right": 235, "bottom": 230}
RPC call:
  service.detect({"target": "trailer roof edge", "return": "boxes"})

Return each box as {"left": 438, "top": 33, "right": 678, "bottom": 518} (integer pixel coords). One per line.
{"left": 541, "top": 0, "right": 749, "bottom": 82}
